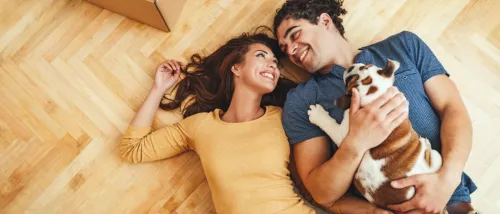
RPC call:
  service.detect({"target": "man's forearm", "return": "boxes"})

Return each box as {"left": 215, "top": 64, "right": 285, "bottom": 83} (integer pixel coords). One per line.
{"left": 439, "top": 105, "right": 472, "bottom": 181}
{"left": 306, "top": 136, "right": 365, "bottom": 206}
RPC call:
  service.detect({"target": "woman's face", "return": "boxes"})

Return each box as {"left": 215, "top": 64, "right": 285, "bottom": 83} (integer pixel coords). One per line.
{"left": 232, "top": 43, "right": 280, "bottom": 95}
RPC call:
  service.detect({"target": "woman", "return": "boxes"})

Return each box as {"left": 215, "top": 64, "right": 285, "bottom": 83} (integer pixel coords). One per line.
{"left": 120, "top": 32, "right": 392, "bottom": 214}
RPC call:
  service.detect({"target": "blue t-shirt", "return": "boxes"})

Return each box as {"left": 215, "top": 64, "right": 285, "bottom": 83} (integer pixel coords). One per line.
{"left": 282, "top": 31, "right": 448, "bottom": 152}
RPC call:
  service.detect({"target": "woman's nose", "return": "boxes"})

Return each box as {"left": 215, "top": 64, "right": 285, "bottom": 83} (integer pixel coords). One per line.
{"left": 268, "top": 61, "right": 277, "bottom": 69}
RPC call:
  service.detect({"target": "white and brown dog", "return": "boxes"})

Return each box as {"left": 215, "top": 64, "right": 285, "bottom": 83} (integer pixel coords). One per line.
{"left": 307, "top": 59, "right": 442, "bottom": 207}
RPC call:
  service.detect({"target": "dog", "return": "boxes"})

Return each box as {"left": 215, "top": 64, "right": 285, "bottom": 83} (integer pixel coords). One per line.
{"left": 307, "top": 59, "right": 442, "bottom": 208}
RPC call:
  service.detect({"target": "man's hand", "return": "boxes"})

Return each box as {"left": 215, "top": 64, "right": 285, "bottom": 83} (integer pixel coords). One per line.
{"left": 345, "top": 87, "right": 409, "bottom": 153}
{"left": 387, "top": 172, "right": 460, "bottom": 213}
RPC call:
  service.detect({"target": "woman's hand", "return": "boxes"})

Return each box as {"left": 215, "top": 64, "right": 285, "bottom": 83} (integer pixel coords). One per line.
{"left": 130, "top": 60, "right": 183, "bottom": 128}
{"left": 153, "top": 60, "right": 183, "bottom": 93}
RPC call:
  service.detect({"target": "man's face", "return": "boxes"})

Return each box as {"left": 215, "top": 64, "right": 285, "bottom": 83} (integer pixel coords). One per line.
{"left": 277, "top": 17, "right": 334, "bottom": 74}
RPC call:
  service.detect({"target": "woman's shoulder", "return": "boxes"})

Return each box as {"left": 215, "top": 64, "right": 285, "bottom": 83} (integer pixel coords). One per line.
{"left": 177, "top": 111, "right": 218, "bottom": 138}
{"left": 182, "top": 110, "right": 217, "bottom": 123}
{"left": 266, "top": 105, "right": 282, "bottom": 111}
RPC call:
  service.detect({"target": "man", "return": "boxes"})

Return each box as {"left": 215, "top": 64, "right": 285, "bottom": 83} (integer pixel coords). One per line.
{"left": 273, "top": 0, "right": 477, "bottom": 213}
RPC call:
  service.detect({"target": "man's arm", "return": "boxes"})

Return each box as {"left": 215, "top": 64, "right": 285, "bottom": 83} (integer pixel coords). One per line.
{"left": 332, "top": 195, "right": 395, "bottom": 214}
{"left": 388, "top": 32, "right": 473, "bottom": 213}
{"left": 294, "top": 87, "right": 408, "bottom": 207}
{"left": 293, "top": 136, "right": 364, "bottom": 206}
{"left": 388, "top": 75, "right": 472, "bottom": 213}
{"left": 425, "top": 74, "right": 471, "bottom": 183}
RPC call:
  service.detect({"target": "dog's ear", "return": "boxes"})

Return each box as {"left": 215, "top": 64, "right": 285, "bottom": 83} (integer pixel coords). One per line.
{"left": 334, "top": 95, "right": 351, "bottom": 111}
{"left": 378, "top": 59, "right": 400, "bottom": 78}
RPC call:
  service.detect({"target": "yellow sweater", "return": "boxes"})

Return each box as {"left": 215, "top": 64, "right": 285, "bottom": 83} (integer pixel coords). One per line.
{"left": 120, "top": 106, "right": 315, "bottom": 214}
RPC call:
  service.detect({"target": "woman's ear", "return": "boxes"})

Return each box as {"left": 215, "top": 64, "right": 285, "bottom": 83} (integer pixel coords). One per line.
{"left": 231, "top": 65, "right": 242, "bottom": 77}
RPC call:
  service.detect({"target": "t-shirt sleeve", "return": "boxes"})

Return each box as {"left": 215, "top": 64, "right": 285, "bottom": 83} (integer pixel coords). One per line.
{"left": 402, "top": 31, "right": 450, "bottom": 82}
{"left": 282, "top": 93, "right": 327, "bottom": 145}
{"left": 120, "top": 113, "right": 203, "bottom": 163}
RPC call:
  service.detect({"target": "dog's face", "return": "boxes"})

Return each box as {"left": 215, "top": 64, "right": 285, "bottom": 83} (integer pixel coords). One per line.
{"left": 335, "top": 59, "right": 400, "bottom": 109}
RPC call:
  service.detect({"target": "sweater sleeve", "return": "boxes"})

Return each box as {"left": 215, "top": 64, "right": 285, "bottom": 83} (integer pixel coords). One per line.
{"left": 119, "top": 113, "right": 203, "bottom": 163}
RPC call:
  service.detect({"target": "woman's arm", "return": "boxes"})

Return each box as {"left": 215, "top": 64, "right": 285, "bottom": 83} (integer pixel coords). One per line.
{"left": 121, "top": 60, "right": 194, "bottom": 163}
{"left": 131, "top": 60, "right": 182, "bottom": 127}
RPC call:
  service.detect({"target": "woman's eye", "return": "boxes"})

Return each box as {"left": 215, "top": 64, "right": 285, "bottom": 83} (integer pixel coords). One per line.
{"left": 257, "top": 53, "right": 266, "bottom": 58}
{"left": 292, "top": 31, "right": 299, "bottom": 40}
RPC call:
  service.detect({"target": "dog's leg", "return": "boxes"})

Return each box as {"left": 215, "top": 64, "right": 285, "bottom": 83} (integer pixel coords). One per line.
{"left": 308, "top": 104, "right": 347, "bottom": 147}
{"left": 339, "top": 110, "right": 350, "bottom": 144}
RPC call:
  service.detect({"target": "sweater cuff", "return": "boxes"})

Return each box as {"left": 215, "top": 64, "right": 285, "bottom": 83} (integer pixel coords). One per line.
{"left": 124, "top": 125, "right": 152, "bottom": 138}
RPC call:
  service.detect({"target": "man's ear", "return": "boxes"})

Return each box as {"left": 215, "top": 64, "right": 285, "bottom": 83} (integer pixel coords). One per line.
{"left": 318, "top": 13, "right": 333, "bottom": 29}
{"left": 231, "top": 65, "right": 242, "bottom": 77}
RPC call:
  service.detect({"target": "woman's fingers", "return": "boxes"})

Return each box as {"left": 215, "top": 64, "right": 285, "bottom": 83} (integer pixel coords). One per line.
{"left": 167, "top": 60, "right": 182, "bottom": 71}
{"left": 173, "top": 60, "right": 183, "bottom": 71}
{"left": 158, "top": 60, "right": 183, "bottom": 74}
{"left": 166, "top": 60, "right": 177, "bottom": 71}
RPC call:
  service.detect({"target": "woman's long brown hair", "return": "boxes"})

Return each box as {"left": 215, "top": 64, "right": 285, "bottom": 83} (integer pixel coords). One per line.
{"left": 160, "top": 32, "right": 297, "bottom": 118}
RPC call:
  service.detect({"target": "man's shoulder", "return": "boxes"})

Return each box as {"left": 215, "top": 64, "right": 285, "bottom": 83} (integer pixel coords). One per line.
{"left": 386, "top": 30, "right": 417, "bottom": 41}
{"left": 364, "top": 31, "right": 418, "bottom": 49}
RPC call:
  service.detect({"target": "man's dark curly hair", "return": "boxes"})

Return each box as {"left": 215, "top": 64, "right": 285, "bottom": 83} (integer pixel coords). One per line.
{"left": 273, "top": 0, "right": 347, "bottom": 37}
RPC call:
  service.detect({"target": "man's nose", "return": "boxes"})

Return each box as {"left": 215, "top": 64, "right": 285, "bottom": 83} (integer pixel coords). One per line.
{"left": 287, "top": 43, "right": 297, "bottom": 56}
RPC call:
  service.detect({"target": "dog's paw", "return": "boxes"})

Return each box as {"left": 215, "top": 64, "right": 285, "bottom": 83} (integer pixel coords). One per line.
{"left": 308, "top": 104, "right": 329, "bottom": 126}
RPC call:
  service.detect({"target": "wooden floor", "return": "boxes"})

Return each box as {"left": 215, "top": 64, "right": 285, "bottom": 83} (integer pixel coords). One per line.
{"left": 1, "top": 0, "right": 499, "bottom": 213}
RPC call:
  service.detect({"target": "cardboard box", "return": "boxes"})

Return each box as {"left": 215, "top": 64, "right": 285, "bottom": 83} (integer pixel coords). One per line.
{"left": 84, "top": 0, "right": 187, "bottom": 32}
